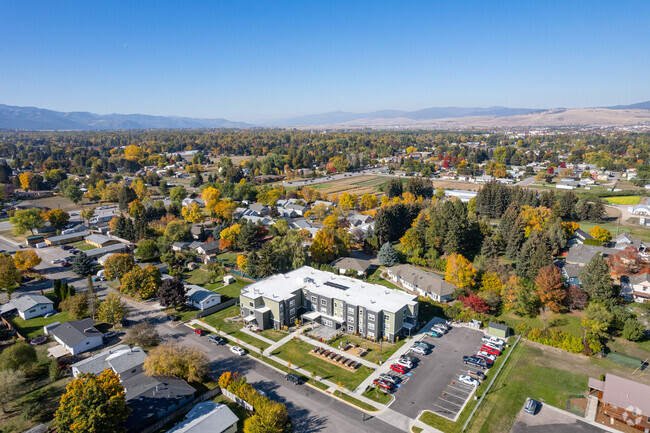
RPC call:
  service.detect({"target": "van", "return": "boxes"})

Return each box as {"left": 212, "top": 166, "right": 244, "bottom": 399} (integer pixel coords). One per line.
{"left": 35, "top": 242, "right": 48, "bottom": 249}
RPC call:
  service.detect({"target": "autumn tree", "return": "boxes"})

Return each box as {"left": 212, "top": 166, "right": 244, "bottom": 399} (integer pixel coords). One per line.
{"left": 81, "top": 208, "right": 96, "bottom": 224}
{"left": 182, "top": 202, "right": 204, "bottom": 223}
{"left": 156, "top": 276, "right": 185, "bottom": 308}
{"left": 359, "top": 193, "right": 378, "bottom": 211}
{"left": 202, "top": 186, "right": 221, "bottom": 211}
{"left": 60, "top": 293, "right": 89, "bottom": 319}
{"left": 564, "top": 285, "right": 588, "bottom": 310}
{"left": 458, "top": 294, "right": 490, "bottom": 314}
{"left": 55, "top": 369, "right": 130, "bottom": 433}
{"left": 13, "top": 250, "right": 41, "bottom": 272}
{"left": 97, "top": 293, "right": 128, "bottom": 326}
{"left": 607, "top": 246, "right": 646, "bottom": 278}
{"left": 445, "top": 253, "right": 477, "bottom": 293}
{"left": 120, "top": 265, "right": 161, "bottom": 300}
{"left": 503, "top": 276, "right": 538, "bottom": 317}
{"left": 19, "top": 172, "right": 33, "bottom": 191}
{"left": 164, "top": 220, "right": 192, "bottom": 243}
{"left": 535, "top": 265, "right": 566, "bottom": 313}
{"left": 125, "top": 322, "right": 159, "bottom": 348}
{"left": 103, "top": 253, "right": 136, "bottom": 281}
{"left": 45, "top": 209, "right": 70, "bottom": 231}
{"left": 310, "top": 228, "right": 349, "bottom": 263}
{"left": 590, "top": 225, "right": 612, "bottom": 243}
{"left": 10, "top": 208, "right": 45, "bottom": 235}
{"left": 143, "top": 343, "right": 208, "bottom": 382}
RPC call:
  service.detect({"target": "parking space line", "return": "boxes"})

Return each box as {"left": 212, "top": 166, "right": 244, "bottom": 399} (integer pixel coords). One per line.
{"left": 438, "top": 397, "right": 463, "bottom": 407}
{"left": 441, "top": 390, "right": 466, "bottom": 400}
{"left": 442, "top": 387, "right": 469, "bottom": 399}
{"left": 432, "top": 402, "right": 458, "bottom": 413}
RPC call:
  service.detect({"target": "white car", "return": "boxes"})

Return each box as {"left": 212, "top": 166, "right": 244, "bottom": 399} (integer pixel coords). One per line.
{"left": 459, "top": 375, "right": 480, "bottom": 387}
{"left": 482, "top": 335, "right": 505, "bottom": 346}
{"left": 396, "top": 359, "right": 413, "bottom": 369}
{"left": 477, "top": 351, "right": 496, "bottom": 362}
{"left": 410, "top": 346, "right": 428, "bottom": 355}
{"left": 230, "top": 346, "right": 246, "bottom": 356}
{"left": 51, "top": 258, "right": 65, "bottom": 264}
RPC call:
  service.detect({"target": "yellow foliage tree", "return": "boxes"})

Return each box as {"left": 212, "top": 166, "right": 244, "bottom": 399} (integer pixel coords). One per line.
{"left": 132, "top": 178, "right": 148, "bottom": 200}
{"left": 143, "top": 343, "right": 208, "bottom": 382}
{"left": 214, "top": 199, "right": 237, "bottom": 220}
{"left": 323, "top": 214, "right": 338, "bottom": 229}
{"left": 479, "top": 272, "right": 503, "bottom": 296}
{"left": 359, "top": 193, "right": 378, "bottom": 211}
{"left": 13, "top": 250, "right": 41, "bottom": 272}
{"left": 124, "top": 145, "right": 144, "bottom": 161}
{"left": 19, "top": 172, "right": 33, "bottom": 191}
{"left": 338, "top": 192, "right": 358, "bottom": 212}
{"left": 590, "top": 225, "right": 612, "bottom": 243}
{"left": 519, "top": 205, "right": 552, "bottom": 237}
{"left": 445, "top": 253, "right": 477, "bottom": 290}
{"left": 201, "top": 186, "right": 221, "bottom": 211}
{"left": 562, "top": 221, "right": 580, "bottom": 237}
{"left": 236, "top": 254, "right": 248, "bottom": 271}
{"left": 182, "top": 202, "right": 204, "bottom": 223}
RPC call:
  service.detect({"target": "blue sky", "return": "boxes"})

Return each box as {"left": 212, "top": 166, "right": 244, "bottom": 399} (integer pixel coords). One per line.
{"left": 1, "top": 1, "right": 649, "bottom": 122}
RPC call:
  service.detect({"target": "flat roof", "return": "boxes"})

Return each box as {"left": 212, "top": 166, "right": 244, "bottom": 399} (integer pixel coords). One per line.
{"left": 242, "top": 266, "right": 417, "bottom": 313}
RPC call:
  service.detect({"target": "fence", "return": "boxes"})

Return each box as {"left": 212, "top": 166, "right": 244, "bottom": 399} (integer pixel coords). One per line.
{"left": 139, "top": 387, "right": 221, "bottom": 433}
{"left": 603, "top": 351, "right": 647, "bottom": 369}
{"left": 195, "top": 298, "right": 238, "bottom": 319}
{"left": 1, "top": 316, "right": 26, "bottom": 341}
{"left": 230, "top": 269, "right": 258, "bottom": 281}
{"left": 565, "top": 394, "right": 587, "bottom": 417}
{"left": 221, "top": 387, "right": 254, "bottom": 411}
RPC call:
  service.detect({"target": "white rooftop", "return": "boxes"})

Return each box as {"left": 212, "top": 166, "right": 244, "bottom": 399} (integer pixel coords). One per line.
{"left": 242, "top": 266, "right": 417, "bottom": 313}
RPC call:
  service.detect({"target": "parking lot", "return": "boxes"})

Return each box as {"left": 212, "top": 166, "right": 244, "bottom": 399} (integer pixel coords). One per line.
{"left": 388, "top": 325, "right": 485, "bottom": 420}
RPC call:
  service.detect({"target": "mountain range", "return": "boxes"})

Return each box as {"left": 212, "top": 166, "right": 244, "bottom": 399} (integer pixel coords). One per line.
{"left": 1, "top": 102, "right": 650, "bottom": 130}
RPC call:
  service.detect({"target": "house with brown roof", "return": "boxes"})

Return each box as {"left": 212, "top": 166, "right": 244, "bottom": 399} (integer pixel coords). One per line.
{"left": 588, "top": 374, "right": 650, "bottom": 431}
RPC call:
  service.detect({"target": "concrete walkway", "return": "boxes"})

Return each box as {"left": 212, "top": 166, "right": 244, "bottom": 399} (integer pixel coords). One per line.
{"left": 296, "top": 334, "right": 378, "bottom": 369}
{"left": 239, "top": 326, "right": 275, "bottom": 346}
{"left": 263, "top": 330, "right": 298, "bottom": 355}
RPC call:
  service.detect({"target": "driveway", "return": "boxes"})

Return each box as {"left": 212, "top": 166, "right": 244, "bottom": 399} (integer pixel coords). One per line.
{"left": 511, "top": 402, "right": 608, "bottom": 433}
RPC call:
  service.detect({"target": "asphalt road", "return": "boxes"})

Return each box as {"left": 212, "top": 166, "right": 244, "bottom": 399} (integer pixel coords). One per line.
{"left": 389, "top": 326, "right": 484, "bottom": 420}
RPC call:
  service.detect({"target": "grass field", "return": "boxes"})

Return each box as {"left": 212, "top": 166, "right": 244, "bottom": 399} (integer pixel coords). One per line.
{"left": 205, "top": 278, "right": 249, "bottom": 300}
{"left": 332, "top": 390, "right": 378, "bottom": 412}
{"left": 578, "top": 220, "right": 650, "bottom": 242}
{"left": 494, "top": 311, "right": 584, "bottom": 338}
{"left": 216, "top": 251, "right": 240, "bottom": 266}
{"left": 258, "top": 328, "right": 288, "bottom": 342}
{"left": 271, "top": 339, "right": 375, "bottom": 390}
{"left": 71, "top": 240, "right": 96, "bottom": 251}
{"left": 12, "top": 311, "right": 71, "bottom": 339}
{"left": 182, "top": 268, "right": 211, "bottom": 285}
{"left": 604, "top": 196, "right": 642, "bottom": 205}
{"left": 361, "top": 386, "right": 393, "bottom": 405}
{"left": 327, "top": 333, "right": 406, "bottom": 365}
{"left": 366, "top": 268, "right": 404, "bottom": 291}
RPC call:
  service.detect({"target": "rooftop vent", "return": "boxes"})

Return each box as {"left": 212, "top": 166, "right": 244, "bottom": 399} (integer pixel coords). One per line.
{"left": 324, "top": 281, "right": 348, "bottom": 290}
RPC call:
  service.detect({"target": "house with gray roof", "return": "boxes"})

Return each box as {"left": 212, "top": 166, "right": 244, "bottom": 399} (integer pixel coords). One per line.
{"left": 85, "top": 243, "right": 128, "bottom": 259}
{"left": 49, "top": 318, "right": 103, "bottom": 355}
{"left": 562, "top": 263, "right": 582, "bottom": 287}
{"left": 185, "top": 285, "right": 221, "bottom": 310}
{"left": 72, "top": 345, "right": 148, "bottom": 381}
{"left": 565, "top": 244, "right": 618, "bottom": 266}
{"left": 387, "top": 264, "right": 455, "bottom": 302}
{"left": 5, "top": 293, "right": 54, "bottom": 320}
{"left": 331, "top": 253, "right": 377, "bottom": 276}
{"left": 168, "top": 401, "right": 238, "bottom": 433}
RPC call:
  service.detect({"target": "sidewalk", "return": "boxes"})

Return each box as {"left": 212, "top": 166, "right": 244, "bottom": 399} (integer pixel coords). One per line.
{"left": 239, "top": 326, "right": 275, "bottom": 346}
{"left": 263, "top": 330, "right": 298, "bottom": 355}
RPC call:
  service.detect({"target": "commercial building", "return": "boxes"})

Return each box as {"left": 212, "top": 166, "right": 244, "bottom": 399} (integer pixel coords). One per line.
{"left": 240, "top": 266, "right": 418, "bottom": 342}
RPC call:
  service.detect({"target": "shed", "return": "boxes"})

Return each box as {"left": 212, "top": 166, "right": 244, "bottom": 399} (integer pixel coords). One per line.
{"left": 487, "top": 322, "right": 509, "bottom": 339}
{"left": 223, "top": 275, "right": 235, "bottom": 285}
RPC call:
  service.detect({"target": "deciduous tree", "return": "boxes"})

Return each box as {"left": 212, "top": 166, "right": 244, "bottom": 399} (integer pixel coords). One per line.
{"left": 10, "top": 208, "right": 45, "bottom": 235}
{"left": 60, "top": 293, "right": 89, "bottom": 320}
{"left": 0, "top": 341, "right": 37, "bottom": 371}
{"left": 135, "top": 239, "right": 159, "bottom": 261}
{"left": 103, "top": 253, "right": 136, "bottom": 281}
{"left": 564, "top": 285, "right": 588, "bottom": 310}
{"left": 120, "top": 265, "right": 161, "bottom": 300}
{"left": 182, "top": 202, "right": 204, "bottom": 223}
{"left": 55, "top": 369, "right": 130, "bottom": 433}
{"left": 445, "top": 253, "right": 477, "bottom": 291}
{"left": 143, "top": 343, "right": 208, "bottom": 382}
{"left": 13, "top": 250, "right": 41, "bottom": 272}
{"left": 535, "top": 265, "right": 566, "bottom": 313}
{"left": 582, "top": 301, "right": 613, "bottom": 337}
{"left": 45, "top": 209, "right": 70, "bottom": 230}
{"left": 97, "top": 293, "right": 128, "bottom": 326}
{"left": 156, "top": 277, "right": 185, "bottom": 308}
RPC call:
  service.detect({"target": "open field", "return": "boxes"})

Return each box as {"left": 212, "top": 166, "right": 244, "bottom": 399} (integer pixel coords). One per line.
{"left": 271, "top": 339, "right": 375, "bottom": 390}
{"left": 205, "top": 278, "right": 248, "bottom": 300}
{"left": 70, "top": 240, "right": 95, "bottom": 251}
{"left": 258, "top": 328, "right": 288, "bottom": 342}
{"left": 578, "top": 220, "right": 650, "bottom": 242}
{"left": 494, "top": 311, "right": 584, "bottom": 338}
{"left": 604, "top": 196, "right": 642, "bottom": 205}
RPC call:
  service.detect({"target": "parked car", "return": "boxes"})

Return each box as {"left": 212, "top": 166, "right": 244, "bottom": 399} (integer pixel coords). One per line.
{"left": 525, "top": 398, "right": 540, "bottom": 415}
{"left": 61, "top": 245, "right": 73, "bottom": 251}
{"left": 104, "top": 331, "right": 119, "bottom": 339}
{"left": 286, "top": 373, "right": 302, "bottom": 385}
{"left": 480, "top": 345, "right": 501, "bottom": 356}
{"left": 482, "top": 335, "right": 505, "bottom": 346}
{"left": 390, "top": 364, "right": 408, "bottom": 374}
{"left": 400, "top": 355, "right": 418, "bottom": 364}
{"left": 410, "top": 346, "right": 428, "bottom": 355}
{"left": 484, "top": 341, "right": 503, "bottom": 351}
{"left": 475, "top": 354, "right": 494, "bottom": 366}
{"left": 230, "top": 346, "right": 246, "bottom": 356}
{"left": 432, "top": 325, "right": 447, "bottom": 334}
{"left": 396, "top": 359, "right": 414, "bottom": 369}
{"left": 61, "top": 261, "right": 71, "bottom": 267}
{"left": 414, "top": 341, "right": 431, "bottom": 350}
{"left": 467, "top": 370, "right": 486, "bottom": 381}
{"left": 458, "top": 375, "right": 480, "bottom": 387}
{"left": 425, "top": 330, "right": 441, "bottom": 338}
{"left": 70, "top": 248, "right": 80, "bottom": 255}
{"left": 463, "top": 356, "right": 488, "bottom": 369}
{"left": 373, "top": 379, "right": 394, "bottom": 391}
{"left": 51, "top": 258, "right": 65, "bottom": 264}
{"left": 193, "top": 328, "right": 207, "bottom": 336}
{"left": 166, "top": 315, "right": 180, "bottom": 321}
{"left": 207, "top": 335, "right": 225, "bottom": 344}
{"left": 378, "top": 373, "right": 400, "bottom": 385}
{"left": 476, "top": 350, "right": 496, "bottom": 362}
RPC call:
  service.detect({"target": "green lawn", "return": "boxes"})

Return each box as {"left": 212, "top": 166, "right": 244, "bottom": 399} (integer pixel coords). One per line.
{"left": 258, "top": 328, "right": 288, "bottom": 342}
{"left": 333, "top": 390, "right": 378, "bottom": 412}
{"left": 164, "top": 304, "right": 200, "bottom": 322}
{"left": 271, "top": 339, "right": 375, "bottom": 390}
{"left": 494, "top": 311, "right": 584, "bottom": 338}
{"left": 465, "top": 343, "right": 590, "bottom": 433}
{"left": 71, "top": 240, "right": 96, "bottom": 251}
{"left": 182, "top": 268, "right": 211, "bottom": 285}
{"left": 216, "top": 251, "right": 240, "bottom": 266}
{"left": 205, "top": 278, "right": 249, "bottom": 300}
{"left": 362, "top": 386, "right": 393, "bottom": 405}
{"left": 11, "top": 311, "right": 71, "bottom": 339}
{"left": 366, "top": 267, "right": 404, "bottom": 291}
{"left": 578, "top": 220, "right": 650, "bottom": 243}
{"left": 202, "top": 304, "right": 243, "bottom": 333}
{"left": 327, "top": 334, "right": 406, "bottom": 365}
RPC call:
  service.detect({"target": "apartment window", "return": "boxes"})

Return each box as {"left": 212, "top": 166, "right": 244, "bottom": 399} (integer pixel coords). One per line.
{"left": 384, "top": 322, "right": 390, "bottom": 330}
{"left": 348, "top": 316, "right": 354, "bottom": 323}
{"left": 290, "top": 308, "right": 295, "bottom": 316}
{"left": 334, "top": 301, "right": 338, "bottom": 308}
{"left": 348, "top": 307, "right": 354, "bottom": 315}
{"left": 311, "top": 296, "right": 317, "bottom": 303}
{"left": 321, "top": 299, "right": 327, "bottom": 306}
{"left": 368, "top": 315, "right": 375, "bottom": 322}
{"left": 368, "top": 323, "right": 375, "bottom": 331}
{"left": 384, "top": 315, "right": 390, "bottom": 321}
{"left": 347, "top": 325, "right": 354, "bottom": 332}
{"left": 249, "top": 302, "right": 254, "bottom": 307}
{"left": 289, "top": 299, "right": 295, "bottom": 307}
{"left": 359, "top": 309, "right": 363, "bottom": 316}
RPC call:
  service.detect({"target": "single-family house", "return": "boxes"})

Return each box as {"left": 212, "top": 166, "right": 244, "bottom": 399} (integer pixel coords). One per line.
{"left": 248, "top": 204, "right": 270, "bottom": 216}
{"left": 628, "top": 272, "right": 650, "bottom": 302}
{"left": 168, "top": 401, "right": 238, "bottom": 433}
{"left": 86, "top": 234, "right": 121, "bottom": 248}
{"left": 185, "top": 285, "right": 221, "bottom": 310}
{"left": 72, "top": 345, "right": 148, "bottom": 381}
{"left": 49, "top": 319, "right": 104, "bottom": 355}
{"left": 7, "top": 294, "right": 55, "bottom": 320}
{"left": 588, "top": 374, "right": 650, "bottom": 431}
{"left": 242, "top": 215, "right": 273, "bottom": 226}
{"left": 387, "top": 264, "right": 455, "bottom": 302}
{"left": 172, "top": 242, "right": 191, "bottom": 252}
{"left": 330, "top": 253, "right": 377, "bottom": 276}
{"left": 570, "top": 228, "right": 594, "bottom": 246}
{"left": 562, "top": 264, "right": 582, "bottom": 287}
{"left": 196, "top": 241, "right": 220, "bottom": 256}
{"left": 565, "top": 244, "right": 618, "bottom": 266}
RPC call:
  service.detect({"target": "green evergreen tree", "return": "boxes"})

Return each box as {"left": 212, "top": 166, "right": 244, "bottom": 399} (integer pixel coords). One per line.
{"left": 72, "top": 252, "right": 94, "bottom": 277}
{"left": 377, "top": 242, "right": 399, "bottom": 267}
{"left": 580, "top": 253, "right": 615, "bottom": 301}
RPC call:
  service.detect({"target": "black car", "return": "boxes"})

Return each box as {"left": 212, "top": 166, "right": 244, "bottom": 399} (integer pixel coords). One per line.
{"left": 286, "top": 374, "right": 302, "bottom": 385}
{"left": 463, "top": 355, "right": 488, "bottom": 369}
{"left": 166, "top": 315, "right": 180, "bottom": 321}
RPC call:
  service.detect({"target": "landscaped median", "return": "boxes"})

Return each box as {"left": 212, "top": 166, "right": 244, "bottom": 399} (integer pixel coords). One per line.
{"left": 270, "top": 339, "right": 375, "bottom": 391}
{"left": 332, "top": 390, "right": 378, "bottom": 412}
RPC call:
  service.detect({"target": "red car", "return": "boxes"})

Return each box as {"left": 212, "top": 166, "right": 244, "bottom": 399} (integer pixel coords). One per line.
{"left": 390, "top": 363, "right": 408, "bottom": 374}
{"left": 475, "top": 354, "right": 494, "bottom": 365}
{"left": 373, "top": 379, "right": 394, "bottom": 391}
{"left": 194, "top": 328, "right": 207, "bottom": 336}
{"left": 480, "top": 345, "right": 500, "bottom": 356}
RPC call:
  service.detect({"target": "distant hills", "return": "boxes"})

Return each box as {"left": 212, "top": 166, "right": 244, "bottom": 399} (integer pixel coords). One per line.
{"left": 1, "top": 101, "right": 650, "bottom": 130}
{"left": 0, "top": 104, "right": 250, "bottom": 130}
